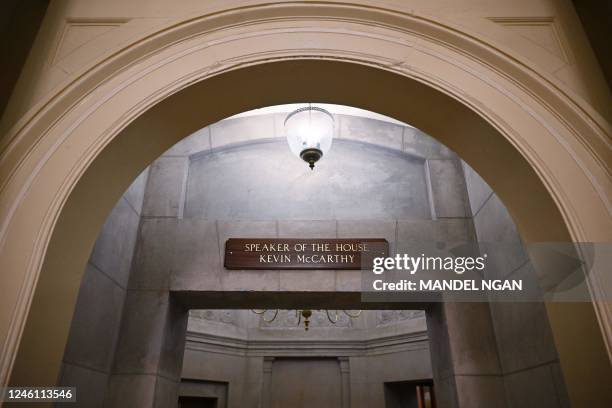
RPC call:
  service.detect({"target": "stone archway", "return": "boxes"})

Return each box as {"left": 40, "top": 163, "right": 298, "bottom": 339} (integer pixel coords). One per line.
{"left": 0, "top": 3, "right": 610, "bottom": 406}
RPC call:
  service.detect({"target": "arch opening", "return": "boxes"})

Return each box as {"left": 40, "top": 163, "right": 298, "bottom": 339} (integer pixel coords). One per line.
{"left": 0, "top": 21, "right": 609, "bottom": 405}
{"left": 50, "top": 102, "right": 589, "bottom": 407}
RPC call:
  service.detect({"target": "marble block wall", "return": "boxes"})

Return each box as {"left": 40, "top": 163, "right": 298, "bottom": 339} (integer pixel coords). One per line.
{"left": 462, "top": 162, "right": 570, "bottom": 408}
{"left": 180, "top": 310, "right": 432, "bottom": 408}
{"left": 129, "top": 113, "right": 473, "bottom": 296}
{"left": 57, "top": 169, "right": 148, "bottom": 407}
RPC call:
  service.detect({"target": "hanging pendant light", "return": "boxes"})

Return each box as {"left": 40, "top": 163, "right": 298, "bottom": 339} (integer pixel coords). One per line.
{"left": 284, "top": 104, "right": 334, "bottom": 170}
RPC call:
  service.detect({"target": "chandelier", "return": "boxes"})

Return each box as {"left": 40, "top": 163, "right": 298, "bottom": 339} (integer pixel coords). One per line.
{"left": 285, "top": 104, "right": 334, "bottom": 170}
{"left": 251, "top": 309, "right": 362, "bottom": 331}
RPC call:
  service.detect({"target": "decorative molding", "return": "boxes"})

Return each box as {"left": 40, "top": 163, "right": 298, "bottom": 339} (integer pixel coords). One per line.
{"left": 259, "top": 310, "right": 354, "bottom": 329}
{"left": 376, "top": 310, "right": 425, "bottom": 326}
{"left": 488, "top": 16, "right": 571, "bottom": 63}
{"left": 50, "top": 18, "right": 129, "bottom": 66}
{"left": 189, "top": 308, "right": 426, "bottom": 332}
{"left": 189, "top": 309, "right": 238, "bottom": 326}
{"left": 185, "top": 330, "right": 429, "bottom": 358}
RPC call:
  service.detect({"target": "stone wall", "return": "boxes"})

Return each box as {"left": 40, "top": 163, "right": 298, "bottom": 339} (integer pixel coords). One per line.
{"left": 130, "top": 112, "right": 472, "bottom": 297}
{"left": 58, "top": 170, "right": 148, "bottom": 407}
{"left": 181, "top": 311, "right": 431, "bottom": 408}
{"left": 462, "top": 162, "right": 570, "bottom": 408}
{"left": 125, "top": 110, "right": 464, "bottom": 407}
{"left": 179, "top": 309, "right": 431, "bottom": 408}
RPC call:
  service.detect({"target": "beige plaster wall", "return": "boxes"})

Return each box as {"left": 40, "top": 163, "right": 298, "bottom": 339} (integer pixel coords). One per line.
{"left": 2, "top": 0, "right": 610, "bottom": 135}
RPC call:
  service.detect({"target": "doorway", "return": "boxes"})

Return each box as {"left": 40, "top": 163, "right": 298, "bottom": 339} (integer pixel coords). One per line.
{"left": 178, "top": 396, "right": 218, "bottom": 408}
{"left": 385, "top": 380, "right": 435, "bottom": 408}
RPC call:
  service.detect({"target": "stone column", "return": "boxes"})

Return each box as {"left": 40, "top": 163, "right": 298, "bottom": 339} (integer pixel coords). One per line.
{"left": 339, "top": 357, "right": 351, "bottom": 408}
{"left": 426, "top": 302, "right": 506, "bottom": 408}
{"left": 462, "top": 161, "right": 570, "bottom": 407}
{"left": 101, "top": 155, "right": 191, "bottom": 407}
{"left": 58, "top": 170, "right": 148, "bottom": 407}
{"left": 261, "top": 357, "right": 274, "bottom": 407}
{"left": 104, "top": 291, "right": 188, "bottom": 407}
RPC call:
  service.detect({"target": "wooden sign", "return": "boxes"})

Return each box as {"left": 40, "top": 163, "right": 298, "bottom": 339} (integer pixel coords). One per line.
{"left": 224, "top": 238, "right": 388, "bottom": 270}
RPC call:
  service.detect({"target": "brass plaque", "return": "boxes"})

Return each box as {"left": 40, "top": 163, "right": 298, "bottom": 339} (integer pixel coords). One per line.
{"left": 224, "top": 238, "right": 388, "bottom": 270}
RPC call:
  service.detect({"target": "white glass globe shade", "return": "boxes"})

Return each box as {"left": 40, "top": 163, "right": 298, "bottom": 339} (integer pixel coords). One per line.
{"left": 284, "top": 106, "right": 334, "bottom": 168}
